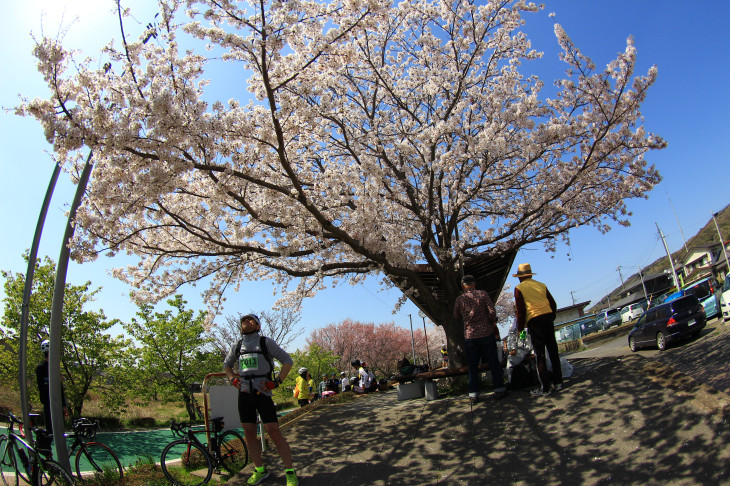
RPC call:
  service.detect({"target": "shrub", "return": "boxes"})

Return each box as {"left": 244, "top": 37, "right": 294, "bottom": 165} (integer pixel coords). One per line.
{"left": 129, "top": 416, "right": 156, "bottom": 428}
{"left": 87, "top": 415, "right": 124, "bottom": 430}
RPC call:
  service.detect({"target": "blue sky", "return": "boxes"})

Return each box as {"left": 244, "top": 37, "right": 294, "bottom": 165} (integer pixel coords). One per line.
{"left": 1, "top": 0, "right": 729, "bottom": 349}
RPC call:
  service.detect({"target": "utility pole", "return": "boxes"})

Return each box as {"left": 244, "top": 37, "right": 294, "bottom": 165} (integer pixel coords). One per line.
{"left": 712, "top": 212, "right": 730, "bottom": 274}
{"left": 657, "top": 222, "right": 681, "bottom": 291}
{"left": 638, "top": 268, "right": 648, "bottom": 301}
{"left": 617, "top": 266, "right": 625, "bottom": 287}
{"left": 570, "top": 291, "right": 576, "bottom": 305}
{"left": 668, "top": 195, "right": 689, "bottom": 252}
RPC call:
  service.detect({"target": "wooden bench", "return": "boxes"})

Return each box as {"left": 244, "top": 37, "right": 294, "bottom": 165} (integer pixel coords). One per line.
{"left": 392, "top": 364, "right": 495, "bottom": 401}
{"left": 392, "top": 363, "right": 492, "bottom": 384}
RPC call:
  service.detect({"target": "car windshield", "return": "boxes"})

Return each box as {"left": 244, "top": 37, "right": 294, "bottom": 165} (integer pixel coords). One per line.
{"left": 672, "top": 297, "right": 698, "bottom": 312}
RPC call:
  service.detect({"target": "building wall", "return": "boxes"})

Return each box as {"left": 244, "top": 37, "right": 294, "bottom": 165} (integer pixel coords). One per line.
{"left": 556, "top": 308, "right": 584, "bottom": 326}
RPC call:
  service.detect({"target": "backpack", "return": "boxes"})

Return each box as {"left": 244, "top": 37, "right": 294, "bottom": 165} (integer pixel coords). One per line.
{"left": 235, "top": 336, "right": 274, "bottom": 379}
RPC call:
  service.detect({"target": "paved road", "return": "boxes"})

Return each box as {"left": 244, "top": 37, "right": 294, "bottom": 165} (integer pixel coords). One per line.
{"left": 567, "top": 317, "right": 730, "bottom": 395}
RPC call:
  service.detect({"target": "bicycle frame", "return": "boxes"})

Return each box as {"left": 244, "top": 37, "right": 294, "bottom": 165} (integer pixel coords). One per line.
{"left": 2, "top": 423, "right": 56, "bottom": 484}
{"left": 172, "top": 420, "right": 228, "bottom": 467}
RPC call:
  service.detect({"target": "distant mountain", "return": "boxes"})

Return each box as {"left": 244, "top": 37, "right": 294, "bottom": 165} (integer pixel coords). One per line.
{"left": 589, "top": 203, "right": 730, "bottom": 312}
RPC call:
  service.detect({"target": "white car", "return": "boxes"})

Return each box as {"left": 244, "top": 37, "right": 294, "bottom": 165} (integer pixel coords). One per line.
{"left": 720, "top": 274, "right": 730, "bottom": 322}
{"left": 620, "top": 302, "right": 647, "bottom": 323}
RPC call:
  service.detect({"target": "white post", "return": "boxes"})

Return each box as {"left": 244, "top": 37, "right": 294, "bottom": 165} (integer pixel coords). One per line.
{"left": 259, "top": 413, "right": 266, "bottom": 451}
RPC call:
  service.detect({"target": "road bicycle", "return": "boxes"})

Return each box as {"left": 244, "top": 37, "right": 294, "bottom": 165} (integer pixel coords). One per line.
{"left": 160, "top": 417, "right": 248, "bottom": 485}
{"left": 34, "top": 417, "right": 123, "bottom": 482}
{"left": 0, "top": 413, "right": 74, "bottom": 486}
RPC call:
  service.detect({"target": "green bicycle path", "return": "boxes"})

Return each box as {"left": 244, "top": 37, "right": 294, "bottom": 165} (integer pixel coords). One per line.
{"left": 1, "top": 426, "right": 244, "bottom": 471}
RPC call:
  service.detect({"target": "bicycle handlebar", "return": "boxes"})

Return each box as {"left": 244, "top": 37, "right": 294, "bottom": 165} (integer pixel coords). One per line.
{"left": 0, "top": 411, "right": 23, "bottom": 427}
{"left": 169, "top": 420, "right": 191, "bottom": 439}
{"left": 72, "top": 418, "right": 99, "bottom": 440}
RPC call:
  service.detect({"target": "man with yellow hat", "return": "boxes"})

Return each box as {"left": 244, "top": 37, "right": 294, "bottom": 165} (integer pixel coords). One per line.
{"left": 513, "top": 263, "right": 562, "bottom": 396}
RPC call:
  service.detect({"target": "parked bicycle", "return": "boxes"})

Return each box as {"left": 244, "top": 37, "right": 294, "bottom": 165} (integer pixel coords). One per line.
{"left": 160, "top": 417, "right": 248, "bottom": 485}
{"left": 0, "top": 412, "right": 74, "bottom": 486}
{"left": 35, "top": 417, "right": 123, "bottom": 483}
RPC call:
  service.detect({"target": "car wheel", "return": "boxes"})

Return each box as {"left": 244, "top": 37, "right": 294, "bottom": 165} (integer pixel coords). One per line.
{"left": 629, "top": 336, "right": 637, "bottom": 352}
{"left": 656, "top": 332, "right": 666, "bottom": 351}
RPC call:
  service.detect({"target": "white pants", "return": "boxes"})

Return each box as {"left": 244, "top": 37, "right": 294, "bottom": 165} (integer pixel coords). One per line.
{"left": 505, "top": 349, "right": 531, "bottom": 383}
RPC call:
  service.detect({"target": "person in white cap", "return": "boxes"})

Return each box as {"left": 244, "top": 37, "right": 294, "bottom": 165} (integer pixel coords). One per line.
{"left": 513, "top": 263, "right": 562, "bottom": 396}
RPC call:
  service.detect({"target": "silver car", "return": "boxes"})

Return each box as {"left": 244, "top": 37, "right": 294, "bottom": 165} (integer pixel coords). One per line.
{"left": 596, "top": 308, "right": 622, "bottom": 330}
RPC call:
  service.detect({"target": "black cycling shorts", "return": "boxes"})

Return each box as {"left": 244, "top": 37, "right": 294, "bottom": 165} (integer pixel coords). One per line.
{"left": 238, "top": 391, "right": 278, "bottom": 424}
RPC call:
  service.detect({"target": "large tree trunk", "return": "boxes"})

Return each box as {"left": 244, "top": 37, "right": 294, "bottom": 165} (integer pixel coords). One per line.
{"left": 439, "top": 309, "right": 467, "bottom": 368}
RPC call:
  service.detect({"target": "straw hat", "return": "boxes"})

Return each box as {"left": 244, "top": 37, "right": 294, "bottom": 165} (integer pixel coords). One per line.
{"left": 512, "top": 263, "right": 536, "bottom": 277}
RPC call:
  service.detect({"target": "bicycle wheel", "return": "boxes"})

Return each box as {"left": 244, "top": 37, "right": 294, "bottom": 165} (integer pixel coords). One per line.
{"left": 160, "top": 439, "right": 212, "bottom": 486}
{"left": 75, "top": 442, "right": 123, "bottom": 482}
{"left": 36, "top": 458, "right": 74, "bottom": 486}
{"left": 0, "top": 437, "right": 30, "bottom": 486}
{"left": 217, "top": 430, "right": 248, "bottom": 475}
{"left": 0, "top": 435, "right": 18, "bottom": 486}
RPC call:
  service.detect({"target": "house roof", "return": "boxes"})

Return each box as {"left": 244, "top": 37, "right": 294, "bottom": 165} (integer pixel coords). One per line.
{"left": 556, "top": 300, "right": 591, "bottom": 314}
{"left": 612, "top": 292, "right": 647, "bottom": 309}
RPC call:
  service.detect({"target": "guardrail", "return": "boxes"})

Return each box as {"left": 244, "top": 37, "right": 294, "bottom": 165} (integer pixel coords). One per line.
{"left": 559, "top": 320, "right": 636, "bottom": 353}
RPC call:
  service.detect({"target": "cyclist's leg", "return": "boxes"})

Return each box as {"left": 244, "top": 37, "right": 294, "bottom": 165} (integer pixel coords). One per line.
{"left": 262, "top": 422, "right": 293, "bottom": 469}
{"left": 242, "top": 423, "right": 261, "bottom": 467}
{"left": 256, "top": 394, "right": 293, "bottom": 469}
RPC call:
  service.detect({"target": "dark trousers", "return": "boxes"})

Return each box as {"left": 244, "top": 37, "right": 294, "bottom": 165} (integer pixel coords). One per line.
{"left": 42, "top": 403, "right": 53, "bottom": 434}
{"left": 528, "top": 314, "right": 562, "bottom": 392}
{"left": 464, "top": 334, "right": 505, "bottom": 395}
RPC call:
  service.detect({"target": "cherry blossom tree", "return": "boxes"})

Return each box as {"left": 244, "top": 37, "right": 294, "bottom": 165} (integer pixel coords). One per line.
{"left": 18, "top": 0, "right": 665, "bottom": 365}
{"left": 308, "top": 319, "right": 417, "bottom": 377}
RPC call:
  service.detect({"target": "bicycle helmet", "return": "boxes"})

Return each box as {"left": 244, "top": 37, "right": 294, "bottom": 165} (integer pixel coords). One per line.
{"left": 351, "top": 359, "right": 361, "bottom": 368}
{"left": 298, "top": 367, "right": 308, "bottom": 376}
{"left": 41, "top": 340, "right": 50, "bottom": 355}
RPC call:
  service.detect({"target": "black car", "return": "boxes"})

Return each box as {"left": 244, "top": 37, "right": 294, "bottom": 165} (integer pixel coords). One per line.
{"left": 628, "top": 295, "right": 706, "bottom": 352}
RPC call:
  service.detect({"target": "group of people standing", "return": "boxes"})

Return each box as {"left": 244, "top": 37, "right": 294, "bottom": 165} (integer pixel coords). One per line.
{"left": 220, "top": 262, "right": 560, "bottom": 485}
{"left": 453, "top": 262, "right": 563, "bottom": 403}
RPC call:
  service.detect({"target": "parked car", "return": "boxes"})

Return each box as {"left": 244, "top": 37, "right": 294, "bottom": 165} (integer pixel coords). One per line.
{"left": 620, "top": 302, "right": 647, "bottom": 323}
{"left": 578, "top": 318, "right": 600, "bottom": 337}
{"left": 720, "top": 274, "right": 730, "bottom": 322}
{"left": 682, "top": 277, "right": 720, "bottom": 319}
{"left": 628, "top": 295, "right": 706, "bottom": 352}
{"left": 595, "top": 308, "right": 622, "bottom": 330}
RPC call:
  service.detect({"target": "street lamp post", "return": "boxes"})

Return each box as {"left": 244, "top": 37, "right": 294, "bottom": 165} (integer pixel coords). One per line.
{"left": 418, "top": 311, "right": 431, "bottom": 368}
{"left": 408, "top": 314, "right": 416, "bottom": 363}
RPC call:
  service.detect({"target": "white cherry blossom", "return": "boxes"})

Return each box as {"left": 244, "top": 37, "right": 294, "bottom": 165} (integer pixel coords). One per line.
{"left": 18, "top": 0, "right": 665, "bottom": 349}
